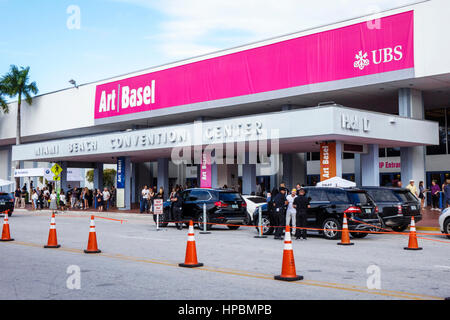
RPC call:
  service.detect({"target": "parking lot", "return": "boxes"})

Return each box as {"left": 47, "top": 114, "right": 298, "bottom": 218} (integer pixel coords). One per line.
{"left": 1, "top": 210, "right": 449, "bottom": 300}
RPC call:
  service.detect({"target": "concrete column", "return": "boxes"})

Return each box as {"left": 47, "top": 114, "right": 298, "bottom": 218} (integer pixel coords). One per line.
{"left": 361, "top": 144, "right": 380, "bottom": 186}
{"left": 93, "top": 163, "right": 103, "bottom": 190}
{"left": 123, "top": 157, "right": 132, "bottom": 210}
{"left": 157, "top": 158, "right": 169, "bottom": 198}
{"left": 269, "top": 154, "right": 281, "bottom": 191}
{"left": 131, "top": 162, "right": 136, "bottom": 204}
{"left": 399, "top": 88, "right": 426, "bottom": 185}
{"left": 242, "top": 152, "right": 256, "bottom": 195}
{"left": 60, "top": 161, "right": 68, "bottom": 192}
{"left": 354, "top": 154, "right": 362, "bottom": 187}
{"left": 335, "top": 141, "right": 343, "bottom": 178}
{"left": 282, "top": 153, "right": 293, "bottom": 189}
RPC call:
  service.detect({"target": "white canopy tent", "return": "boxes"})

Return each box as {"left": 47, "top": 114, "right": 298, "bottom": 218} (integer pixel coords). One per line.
{"left": 0, "top": 179, "right": 14, "bottom": 192}
{"left": 316, "top": 176, "right": 356, "bottom": 188}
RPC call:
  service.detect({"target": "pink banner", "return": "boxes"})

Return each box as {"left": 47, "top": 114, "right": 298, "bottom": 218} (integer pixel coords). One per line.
{"left": 200, "top": 152, "right": 212, "bottom": 189}
{"left": 95, "top": 11, "right": 414, "bottom": 120}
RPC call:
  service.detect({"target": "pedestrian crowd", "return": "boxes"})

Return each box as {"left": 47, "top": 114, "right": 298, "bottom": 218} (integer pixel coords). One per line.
{"left": 15, "top": 184, "right": 117, "bottom": 212}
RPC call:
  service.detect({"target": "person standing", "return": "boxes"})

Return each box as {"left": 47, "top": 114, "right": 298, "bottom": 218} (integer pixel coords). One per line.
{"left": 14, "top": 187, "right": 21, "bottom": 208}
{"left": 293, "top": 188, "right": 310, "bottom": 240}
{"left": 20, "top": 186, "right": 27, "bottom": 209}
{"left": 59, "top": 191, "right": 66, "bottom": 211}
{"left": 140, "top": 185, "right": 149, "bottom": 213}
{"left": 96, "top": 189, "right": 103, "bottom": 212}
{"left": 418, "top": 181, "right": 428, "bottom": 209}
{"left": 31, "top": 190, "right": 38, "bottom": 211}
{"left": 272, "top": 187, "right": 288, "bottom": 240}
{"left": 148, "top": 187, "right": 155, "bottom": 213}
{"left": 406, "top": 180, "right": 418, "bottom": 198}
{"left": 285, "top": 189, "right": 297, "bottom": 234}
{"left": 430, "top": 180, "right": 441, "bottom": 210}
{"left": 443, "top": 178, "right": 450, "bottom": 209}
{"left": 49, "top": 190, "right": 57, "bottom": 211}
{"left": 103, "top": 187, "right": 111, "bottom": 211}
{"left": 171, "top": 186, "right": 184, "bottom": 230}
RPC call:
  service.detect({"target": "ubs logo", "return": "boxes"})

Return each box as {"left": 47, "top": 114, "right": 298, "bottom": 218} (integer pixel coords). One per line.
{"left": 354, "top": 45, "right": 403, "bottom": 70}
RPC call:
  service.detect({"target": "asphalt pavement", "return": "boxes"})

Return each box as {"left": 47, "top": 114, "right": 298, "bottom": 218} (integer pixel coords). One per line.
{"left": 0, "top": 210, "right": 449, "bottom": 300}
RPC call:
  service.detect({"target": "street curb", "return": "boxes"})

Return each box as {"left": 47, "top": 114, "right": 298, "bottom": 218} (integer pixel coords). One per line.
{"left": 416, "top": 226, "right": 440, "bottom": 232}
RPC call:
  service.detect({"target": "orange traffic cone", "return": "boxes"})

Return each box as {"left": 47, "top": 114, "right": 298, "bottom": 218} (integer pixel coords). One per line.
{"left": 179, "top": 220, "right": 203, "bottom": 268}
{"left": 274, "top": 226, "right": 303, "bottom": 281}
{"left": 337, "top": 213, "right": 354, "bottom": 246}
{"left": 84, "top": 215, "right": 101, "bottom": 254}
{"left": 44, "top": 212, "right": 60, "bottom": 248}
{"left": 404, "top": 216, "right": 422, "bottom": 251}
{"left": 0, "top": 212, "right": 14, "bottom": 242}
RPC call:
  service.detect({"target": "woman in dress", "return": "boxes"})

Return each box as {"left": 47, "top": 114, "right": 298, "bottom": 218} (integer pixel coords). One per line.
{"left": 49, "top": 191, "right": 58, "bottom": 211}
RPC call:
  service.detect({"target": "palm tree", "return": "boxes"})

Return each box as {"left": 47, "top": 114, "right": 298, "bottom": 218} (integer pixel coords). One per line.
{"left": 0, "top": 83, "right": 9, "bottom": 114}
{"left": 1, "top": 65, "right": 38, "bottom": 187}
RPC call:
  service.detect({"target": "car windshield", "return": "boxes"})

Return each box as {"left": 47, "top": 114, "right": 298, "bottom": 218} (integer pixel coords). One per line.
{"left": 0, "top": 194, "right": 12, "bottom": 201}
{"left": 246, "top": 197, "right": 266, "bottom": 203}
{"left": 366, "top": 189, "right": 399, "bottom": 202}
{"left": 347, "top": 192, "right": 371, "bottom": 205}
{"left": 219, "top": 192, "right": 243, "bottom": 202}
{"left": 394, "top": 191, "right": 418, "bottom": 203}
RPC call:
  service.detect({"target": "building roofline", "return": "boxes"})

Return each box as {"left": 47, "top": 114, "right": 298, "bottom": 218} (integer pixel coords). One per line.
{"left": 6, "top": 0, "right": 429, "bottom": 104}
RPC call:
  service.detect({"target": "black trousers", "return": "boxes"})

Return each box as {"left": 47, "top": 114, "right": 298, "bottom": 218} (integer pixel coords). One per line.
{"left": 273, "top": 209, "right": 286, "bottom": 238}
{"left": 432, "top": 194, "right": 439, "bottom": 208}
{"left": 295, "top": 212, "right": 307, "bottom": 239}
{"left": 173, "top": 206, "right": 183, "bottom": 228}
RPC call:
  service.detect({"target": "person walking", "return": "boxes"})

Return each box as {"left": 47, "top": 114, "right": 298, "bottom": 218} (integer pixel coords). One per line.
{"left": 272, "top": 187, "right": 288, "bottom": 240}
{"left": 171, "top": 186, "right": 184, "bottom": 230}
{"left": 293, "top": 188, "right": 310, "bottom": 240}
{"left": 430, "top": 180, "right": 441, "bottom": 211}
{"left": 83, "top": 188, "right": 90, "bottom": 210}
{"left": 285, "top": 189, "right": 297, "bottom": 234}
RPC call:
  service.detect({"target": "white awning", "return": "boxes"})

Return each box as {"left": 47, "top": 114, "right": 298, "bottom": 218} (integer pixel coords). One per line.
{"left": 0, "top": 179, "right": 14, "bottom": 187}
{"left": 316, "top": 177, "right": 356, "bottom": 188}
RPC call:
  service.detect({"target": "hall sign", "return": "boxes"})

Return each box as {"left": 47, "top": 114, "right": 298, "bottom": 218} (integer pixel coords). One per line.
{"left": 94, "top": 11, "right": 413, "bottom": 122}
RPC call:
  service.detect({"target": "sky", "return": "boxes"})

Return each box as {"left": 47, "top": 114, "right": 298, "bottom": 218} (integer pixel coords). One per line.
{"left": 0, "top": 0, "right": 419, "bottom": 96}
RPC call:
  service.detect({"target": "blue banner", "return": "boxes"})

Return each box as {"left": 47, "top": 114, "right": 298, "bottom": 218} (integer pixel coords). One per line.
{"left": 116, "top": 157, "right": 126, "bottom": 189}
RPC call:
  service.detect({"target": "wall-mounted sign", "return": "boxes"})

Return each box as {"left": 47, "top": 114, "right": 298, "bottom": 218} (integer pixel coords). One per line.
{"left": 94, "top": 11, "right": 413, "bottom": 123}
{"left": 200, "top": 152, "right": 212, "bottom": 188}
{"left": 341, "top": 114, "right": 370, "bottom": 132}
{"left": 320, "top": 142, "right": 337, "bottom": 181}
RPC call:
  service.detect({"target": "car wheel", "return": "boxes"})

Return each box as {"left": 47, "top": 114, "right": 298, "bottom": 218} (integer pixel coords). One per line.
{"left": 244, "top": 213, "right": 252, "bottom": 225}
{"left": 350, "top": 232, "right": 368, "bottom": 238}
{"left": 322, "top": 218, "right": 342, "bottom": 240}
{"left": 254, "top": 215, "right": 274, "bottom": 235}
{"left": 444, "top": 218, "right": 450, "bottom": 239}
{"left": 197, "top": 214, "right": 212, "bottom": 231}
{"left": 227, "top": 225, "right": 240, "bottom": 230}
{"left": 392, "top": 225, "right": 408, "bottom": 232}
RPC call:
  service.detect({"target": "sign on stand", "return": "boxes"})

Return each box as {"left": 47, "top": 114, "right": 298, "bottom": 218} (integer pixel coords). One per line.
{"left": 153, "top": 199, "right": 163, "bottom": 231}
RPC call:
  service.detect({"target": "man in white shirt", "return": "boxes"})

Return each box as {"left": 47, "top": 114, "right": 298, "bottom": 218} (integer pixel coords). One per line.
{"left": 103, "top": 187, "right": 111, "bottom": 211}
{"left": 140, "top": 185, "right": 150, "bottom": 213}
{"left": 286, "top": 189, "right": 297, "bottom": 234}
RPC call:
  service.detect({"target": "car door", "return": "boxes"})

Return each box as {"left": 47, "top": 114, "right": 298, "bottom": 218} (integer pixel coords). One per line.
{"left": 181, "top": 190, "right": 194, "bottom": 220}
{"left": 304, "top": 188, "right": 330, "bottom": 227}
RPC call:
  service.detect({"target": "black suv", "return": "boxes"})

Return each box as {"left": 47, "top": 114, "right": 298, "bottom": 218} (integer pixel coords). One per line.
{"left": 362, "top": 187, "right": 422, "bottom": 232}
{"left": 155, "top": 188, "right": 247, "bottom": 230}
{"left": 258, "top": 187, "right": 381, "bottom": 240}
{"left": 0, "top": 193, "right": 14, "bottom": 217}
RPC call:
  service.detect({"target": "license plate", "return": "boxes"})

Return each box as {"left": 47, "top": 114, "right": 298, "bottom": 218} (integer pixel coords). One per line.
{"left": 411, "top": 205, "right": 417, "bottom": 210}
{"left": 232, "top": 204, "right": 238, "bottom": 209}
{"left": 365, "top": 209, "right": 372, "bottom": 214}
